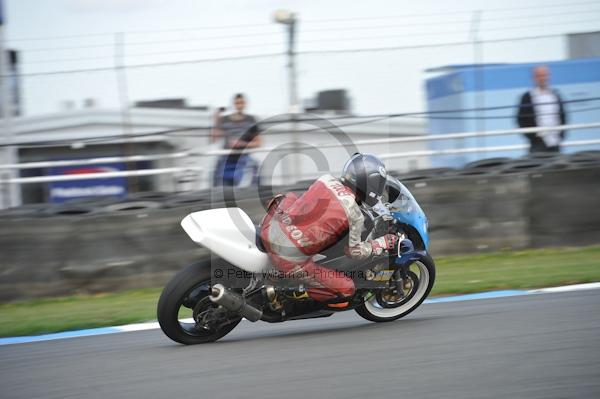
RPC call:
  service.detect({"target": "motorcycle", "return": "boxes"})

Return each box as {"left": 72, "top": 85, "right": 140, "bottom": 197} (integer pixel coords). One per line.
{"left": 157, "top": 175, "right": 435, "bottom": 344}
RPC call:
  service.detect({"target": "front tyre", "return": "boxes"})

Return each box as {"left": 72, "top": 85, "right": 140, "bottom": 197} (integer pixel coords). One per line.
{"left": 157, "top": 260, "right": 241, "bottom": 344}
{"left": 355, "top": 254, "right": 436, "bottom": 322}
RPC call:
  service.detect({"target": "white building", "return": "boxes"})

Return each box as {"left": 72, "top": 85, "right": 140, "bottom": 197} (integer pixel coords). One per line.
{"left": 0, "top": 106, "right": 428, "bottom": 207}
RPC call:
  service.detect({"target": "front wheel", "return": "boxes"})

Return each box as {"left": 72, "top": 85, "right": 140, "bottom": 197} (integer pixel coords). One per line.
{"left": 157, "top": 260, "right": 242, "bottom": 344}
{"left": 355, "top": 254, "right": 436, "bottom": 322}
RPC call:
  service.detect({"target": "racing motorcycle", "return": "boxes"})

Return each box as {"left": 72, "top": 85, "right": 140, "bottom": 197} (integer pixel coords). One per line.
{"left": 157, "top": 175, "right": 435, "bottom": 344}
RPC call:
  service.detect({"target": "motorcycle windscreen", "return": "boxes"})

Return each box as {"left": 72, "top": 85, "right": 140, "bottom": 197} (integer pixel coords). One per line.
{"left": 385, "top": 177, "right": 430, "bottom": 250}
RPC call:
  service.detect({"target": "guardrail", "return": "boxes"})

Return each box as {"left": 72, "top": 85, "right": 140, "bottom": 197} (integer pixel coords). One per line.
{"left": 3, "top": 166, "right": 204, "bottom": 184}
{"left": 197, "top": 122, "right": 600, "bottom": 156}
{"left": 380, "top": 139, "right": 600, "bottom": 160}
{"left": 0, "top": 122, "right": 598, "bottom": 186}
{"left": 0, "top": 151, "right": 190, "bottom": 170}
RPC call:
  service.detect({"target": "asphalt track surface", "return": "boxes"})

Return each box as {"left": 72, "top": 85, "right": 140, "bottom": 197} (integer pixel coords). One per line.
{"left": 2, "top": 289, "right": 599, "bottom": 399}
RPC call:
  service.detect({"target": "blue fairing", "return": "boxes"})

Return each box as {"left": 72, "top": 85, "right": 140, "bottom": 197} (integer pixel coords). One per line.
{"left": 391, "top": 211, "right": 430, "bottom": 250}
{"left": 385, "top": 177, "right": 430, "bottom": 250}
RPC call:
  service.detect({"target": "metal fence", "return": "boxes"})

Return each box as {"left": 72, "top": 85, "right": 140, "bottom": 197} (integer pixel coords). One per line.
{"left": 1, "top": 121, "right": 599, "bottom": 196}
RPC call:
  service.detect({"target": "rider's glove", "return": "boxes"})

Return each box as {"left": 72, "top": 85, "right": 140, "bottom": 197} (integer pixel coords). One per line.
{"left": 370, "top": 234, "right": 398, "bottom": 256}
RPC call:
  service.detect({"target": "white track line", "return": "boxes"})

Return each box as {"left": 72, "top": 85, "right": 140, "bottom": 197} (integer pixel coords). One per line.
{"left": 529, "top": 282, "right": 600, "bottom": 294}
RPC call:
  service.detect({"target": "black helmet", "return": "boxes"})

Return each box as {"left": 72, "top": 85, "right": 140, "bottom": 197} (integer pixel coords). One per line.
{"left": 340, "top": 153, "right": 388, "bottom": 207}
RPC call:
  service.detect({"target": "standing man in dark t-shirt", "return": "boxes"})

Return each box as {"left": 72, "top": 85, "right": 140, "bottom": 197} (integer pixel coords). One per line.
{"left": 211, "top": 93, "right": 262, "bottom": 186}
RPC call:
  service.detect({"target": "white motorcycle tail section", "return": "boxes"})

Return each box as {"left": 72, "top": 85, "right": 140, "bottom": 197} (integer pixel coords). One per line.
{"left": 181, "top": 208, "right": 271, "bottom": 273}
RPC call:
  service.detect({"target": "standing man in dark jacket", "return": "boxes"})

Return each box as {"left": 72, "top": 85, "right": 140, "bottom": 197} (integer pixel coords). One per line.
{"left": 516, "top": 65, "right": 567, "bottom": 153}
{"left": 211, "top": 93, "right": 262, "bottom": 186}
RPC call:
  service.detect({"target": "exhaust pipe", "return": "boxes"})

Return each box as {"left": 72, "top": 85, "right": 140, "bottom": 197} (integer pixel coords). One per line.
{"left": 209, "top": 284, "right": 263, "bottom": 322}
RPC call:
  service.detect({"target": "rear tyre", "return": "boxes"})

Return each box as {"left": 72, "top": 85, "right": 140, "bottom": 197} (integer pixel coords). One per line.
{"left": 157, "top": 260, "right": 242, "bottom": 344}
{"left": 355, "top": 254, "right": 436, "bottom": 322}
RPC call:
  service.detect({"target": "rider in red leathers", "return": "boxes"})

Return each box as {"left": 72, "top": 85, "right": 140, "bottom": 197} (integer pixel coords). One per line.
{"left": 260, "top": 153, "right": 398, "bottom": 307}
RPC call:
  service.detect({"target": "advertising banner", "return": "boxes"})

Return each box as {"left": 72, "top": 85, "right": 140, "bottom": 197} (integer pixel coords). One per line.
{"left": 48, "top": 162, "right": 128, "bottom": 203}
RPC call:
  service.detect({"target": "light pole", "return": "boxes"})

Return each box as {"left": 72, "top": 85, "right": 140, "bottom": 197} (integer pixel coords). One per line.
{"left": 273, "top": 10, "right": 300, "bottom": 183}
{"left": 273, "top": 10, "right": 298, "bottom": 113}
{"left": 470, "top": 10, "right": 485, "bottom": 160}
{"left": 0, "top": 4, "right": 19, "bottom": 209}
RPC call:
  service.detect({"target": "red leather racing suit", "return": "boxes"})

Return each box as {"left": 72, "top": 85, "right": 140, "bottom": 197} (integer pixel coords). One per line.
{"left": 259, "top": 174, "right": 388, "bottom": 302}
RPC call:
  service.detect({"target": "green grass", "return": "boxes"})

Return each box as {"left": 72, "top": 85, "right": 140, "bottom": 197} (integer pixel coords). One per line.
{"left": 1, "top": 245, "right": 600, "bottom": 338}
{"left": 431, "top": 245, "right": 600, "bottom": 295}
{"left": 0, "top": 288, "right": 161, "bottom": 338}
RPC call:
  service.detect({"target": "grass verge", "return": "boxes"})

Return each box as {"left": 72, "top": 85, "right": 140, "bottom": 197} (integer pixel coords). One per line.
{"left": 1, "top": 245, "right": 599, "bottom": 338}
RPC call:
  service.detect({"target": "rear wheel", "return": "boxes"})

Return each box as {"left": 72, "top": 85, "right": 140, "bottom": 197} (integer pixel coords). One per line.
{"left": 157, "top": 260, "right": 242, "bottom": 344}
{"left": 355, "top": 254, "right": 436, "bottom": 322}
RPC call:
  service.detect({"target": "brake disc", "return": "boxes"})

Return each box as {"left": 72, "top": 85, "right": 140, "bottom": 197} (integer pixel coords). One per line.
{"left": 375, "top": 270, "right": 419, "bottom": 308}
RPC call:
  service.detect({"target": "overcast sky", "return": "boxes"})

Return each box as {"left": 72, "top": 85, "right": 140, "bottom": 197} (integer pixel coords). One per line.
{"left": 5, "top": 0, "right": 600, "bottom": 117}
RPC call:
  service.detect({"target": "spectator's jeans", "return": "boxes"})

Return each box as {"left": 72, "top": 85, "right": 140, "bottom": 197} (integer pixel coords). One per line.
{"left": 213, "top": 154, "right": 259, "bottom": 187}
